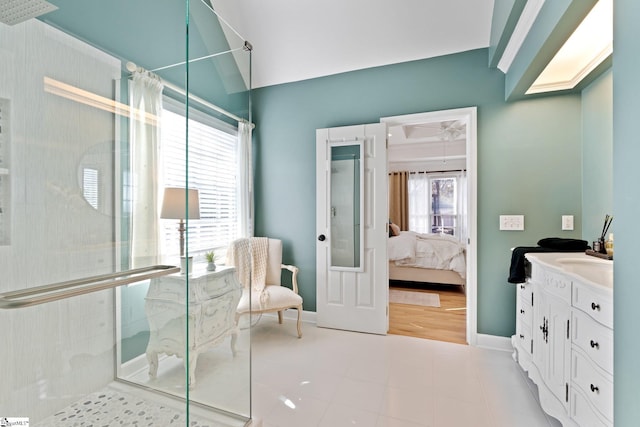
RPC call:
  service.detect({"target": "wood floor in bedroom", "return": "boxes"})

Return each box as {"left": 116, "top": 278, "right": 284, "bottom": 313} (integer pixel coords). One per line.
{"left": 388, "top": 281, "right": 467, "bottom": 345}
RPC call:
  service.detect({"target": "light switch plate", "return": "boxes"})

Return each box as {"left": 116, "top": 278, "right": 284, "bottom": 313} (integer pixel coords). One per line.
{"left": 500, "top": 215, "right": 525, "bottom": 231}
{"left": 562, "top": 215, "right": 574, "bottom": 230}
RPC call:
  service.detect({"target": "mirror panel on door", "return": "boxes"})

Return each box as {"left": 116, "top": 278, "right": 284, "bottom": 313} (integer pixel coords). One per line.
{"left": 330, "top": 142, "right": 363, "bottom": 271}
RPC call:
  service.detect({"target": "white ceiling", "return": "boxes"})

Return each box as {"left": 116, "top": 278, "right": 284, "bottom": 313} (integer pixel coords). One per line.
{"left": 387, "top": 120, "right": 467, "bottom": 171}
{"left": 211, "top": 0, "right": 496, "bottom": 88}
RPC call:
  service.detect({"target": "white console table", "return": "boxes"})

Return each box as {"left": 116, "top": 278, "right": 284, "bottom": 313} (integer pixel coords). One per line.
{"left": 145, "top": 266, "right": 242, "bottom": 386}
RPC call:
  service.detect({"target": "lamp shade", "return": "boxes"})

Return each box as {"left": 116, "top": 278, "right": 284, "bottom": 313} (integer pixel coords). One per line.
{"left": 160, "top": 187, "right": 201, "bottom": 220}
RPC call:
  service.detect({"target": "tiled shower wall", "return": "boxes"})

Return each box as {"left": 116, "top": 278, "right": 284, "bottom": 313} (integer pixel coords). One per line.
{"left": 0, "top": 20, "right": 121, "bottom": 422}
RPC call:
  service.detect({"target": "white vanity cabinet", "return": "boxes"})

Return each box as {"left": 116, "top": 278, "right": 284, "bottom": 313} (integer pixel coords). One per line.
{"left": 512, "top": 253, "right": 613, "bottom": 427}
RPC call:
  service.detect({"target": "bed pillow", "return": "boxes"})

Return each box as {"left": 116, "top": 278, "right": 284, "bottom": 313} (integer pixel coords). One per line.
{"left": 390, "top": 223, "right": 400, "bottom": 236}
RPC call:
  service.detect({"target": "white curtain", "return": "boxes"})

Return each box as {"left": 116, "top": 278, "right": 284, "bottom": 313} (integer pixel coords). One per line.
{"left": 407, "top": 172, "right": 430, "bottom": 234}
{"left": 129, "top": 70, "right": 164, "bottom": 267}
{"left": 457, "top": 170, "right": 468, "bottom": 245}
{"left": 237, "top": 121, "right": 253, "bottom": 238}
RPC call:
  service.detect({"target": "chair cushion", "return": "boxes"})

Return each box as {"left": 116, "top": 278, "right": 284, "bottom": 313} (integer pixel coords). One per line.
{"left": 265, "top": 238, "right": 282, "bottom": 286}
{"left": 237, "top": 285, "right": 302, "bottom": 314}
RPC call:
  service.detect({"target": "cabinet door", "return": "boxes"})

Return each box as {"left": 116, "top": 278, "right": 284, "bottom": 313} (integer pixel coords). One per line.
{"left": 546, "top": 292, "right": 570, "bottom": 406}
{"left": 532, "top": 283, "right": 547, "bottom": 373}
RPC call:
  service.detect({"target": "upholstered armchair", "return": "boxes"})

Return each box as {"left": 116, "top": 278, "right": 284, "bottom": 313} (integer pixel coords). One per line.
{"left": 230, "top": 237, "right": 303, "bottom": 338}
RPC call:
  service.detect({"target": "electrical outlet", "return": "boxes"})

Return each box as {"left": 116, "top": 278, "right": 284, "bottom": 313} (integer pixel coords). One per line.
{"left": 562, "top": 215, "right": 574, "bottom": 231}
{"left": 499, "top": 215, "right": 524, "bottom": 231}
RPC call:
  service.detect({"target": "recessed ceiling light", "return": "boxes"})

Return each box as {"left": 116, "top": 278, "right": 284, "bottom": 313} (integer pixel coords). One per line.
{"left": 526, "top": 0, "right": 612, "bottom": 95}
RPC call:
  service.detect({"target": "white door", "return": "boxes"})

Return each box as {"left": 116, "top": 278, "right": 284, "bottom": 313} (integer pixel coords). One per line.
{"left": 316, "top": 123, "right": 388, "bottom": 334}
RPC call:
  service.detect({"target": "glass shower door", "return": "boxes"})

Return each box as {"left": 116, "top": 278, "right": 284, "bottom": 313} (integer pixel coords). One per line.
{"left": 0, "top": 1, "right": 252, "bottom": 425}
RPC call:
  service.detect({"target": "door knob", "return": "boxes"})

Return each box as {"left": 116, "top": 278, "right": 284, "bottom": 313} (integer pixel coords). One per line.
{"left": 318, "top": 234, "right": 326, "bottom": 241}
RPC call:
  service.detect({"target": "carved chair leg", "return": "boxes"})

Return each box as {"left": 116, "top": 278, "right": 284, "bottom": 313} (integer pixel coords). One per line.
{"left": 296, "top": 305, "right": 302, "bottom": 338}
{"left": 278, "top": 310, "right": 283, "bottom": 324}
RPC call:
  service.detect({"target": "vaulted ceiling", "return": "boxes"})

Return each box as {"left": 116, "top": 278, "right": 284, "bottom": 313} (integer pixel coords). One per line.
{"left": 211, "top": 0, "right": 496, "bottom": 88}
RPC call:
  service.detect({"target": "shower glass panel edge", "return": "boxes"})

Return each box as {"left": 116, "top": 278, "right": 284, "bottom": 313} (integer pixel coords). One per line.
{"left": 0, "top": 0, "right": 252, "bottom": 425}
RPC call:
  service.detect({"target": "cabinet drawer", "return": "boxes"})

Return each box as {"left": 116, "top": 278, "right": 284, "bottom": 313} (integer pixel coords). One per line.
{"left": 572, "top": 309, "right": 613, "bottom": 374}
{"left": 518, "top": 296, "right": 533, "bottom": 329}
{"left": 571, "top": 349, "right": 613, "bottom": 422}
{"left": 536, "top": 269, "right": 572, "bottom": 303}
{"left": 516, "top": 319, "right": 533, "bottom": 355}
{"left": 572, "top": 281, "right": 613, "bottom": 329}
{"left": 570, "top": 387, "right": 612, "bottom": 427}
{"left": 517, "top": 281, "right": 533, "bottom": 306}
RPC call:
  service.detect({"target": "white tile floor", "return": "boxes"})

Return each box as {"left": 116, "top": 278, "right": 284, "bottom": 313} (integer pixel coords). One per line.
{"left": 251, "top": 318, "right": 562, "bottom": 427}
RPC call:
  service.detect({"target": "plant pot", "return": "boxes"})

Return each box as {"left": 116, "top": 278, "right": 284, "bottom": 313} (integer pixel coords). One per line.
{"left": 207, "top": 262, "right": 216, "bottom": 271}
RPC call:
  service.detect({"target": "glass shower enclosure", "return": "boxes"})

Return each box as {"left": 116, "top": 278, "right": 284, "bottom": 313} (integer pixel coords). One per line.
{"left": 0, "top": 1, "right": 252, "bottom": 425}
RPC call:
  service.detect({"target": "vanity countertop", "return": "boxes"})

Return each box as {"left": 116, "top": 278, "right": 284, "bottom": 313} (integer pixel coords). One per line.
{"left": 525, "top": 252, "right": 613, "bottom": 289}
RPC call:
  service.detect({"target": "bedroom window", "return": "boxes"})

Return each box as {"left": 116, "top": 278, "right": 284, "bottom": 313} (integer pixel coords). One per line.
{"left": 159, "top": 98, "right": 239, "bottom": 260}
{"left": 408, "top": 172, "right": 466, "bottom": 241}
{"left": 430, "top": 177, "right": 457, "bottom": 235}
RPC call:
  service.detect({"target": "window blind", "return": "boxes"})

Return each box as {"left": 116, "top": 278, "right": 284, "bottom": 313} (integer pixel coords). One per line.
{"left": 159, "top": 100, "right": 239, "bottom": 259}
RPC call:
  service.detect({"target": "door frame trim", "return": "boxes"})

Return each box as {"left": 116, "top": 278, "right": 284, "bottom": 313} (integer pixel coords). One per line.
{"left": 381, "top": 106, "right": 478, "bottom": 345}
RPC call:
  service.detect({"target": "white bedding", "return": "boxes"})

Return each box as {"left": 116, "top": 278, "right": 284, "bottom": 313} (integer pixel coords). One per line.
{"left": 388, "top": 231, "right": 466, "bottom": 278}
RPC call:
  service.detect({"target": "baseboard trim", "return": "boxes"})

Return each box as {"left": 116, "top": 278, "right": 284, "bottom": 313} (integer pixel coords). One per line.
{"left": 476, "top": 333, "right": 513, "bottom": 352}
{"left": 265, "top": 311, "right": 512, "bottom": 353}
{"left": 262, "top": 308, "right": 317, "bottom": 324}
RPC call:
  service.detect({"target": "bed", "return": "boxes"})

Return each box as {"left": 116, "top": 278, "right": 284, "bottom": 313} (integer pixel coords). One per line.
{"left": 388, "top": 231, "right": 466, "bottom": 288}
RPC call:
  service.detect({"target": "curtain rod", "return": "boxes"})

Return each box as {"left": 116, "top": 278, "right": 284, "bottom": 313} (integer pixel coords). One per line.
{"left": 126, "top": 61, "right": 253, "bottom": 128}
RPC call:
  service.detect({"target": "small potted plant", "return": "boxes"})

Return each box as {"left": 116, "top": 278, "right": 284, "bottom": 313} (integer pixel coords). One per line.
{"left": 205, "top": 251, "right": 216, "bottom": 271}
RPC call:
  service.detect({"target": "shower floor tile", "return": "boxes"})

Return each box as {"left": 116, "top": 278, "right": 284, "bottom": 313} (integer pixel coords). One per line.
{"left": 33, "top": 384, "right": 245, "bottom": 427}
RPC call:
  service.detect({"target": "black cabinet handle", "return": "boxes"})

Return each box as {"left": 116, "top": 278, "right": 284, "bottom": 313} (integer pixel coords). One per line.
{"left": 520, "top": 285, "right": 525, "bottom": 290}
{"left": 590, "top": 340, "right": 600, "bottom": 349}
{"left": 318, "top": 234, "right": 326, "bottom": 241}
{"left": 519, "top": 334, "right": 524, "bottom": 339}
{"left": 591, "top": 302, "right": 600, "bottom": 311}
{"left": 520, "top": 309, "right": 525, "bottom": 314}
{"left": 590, "top": 384, "right": 599, "bottom": 393}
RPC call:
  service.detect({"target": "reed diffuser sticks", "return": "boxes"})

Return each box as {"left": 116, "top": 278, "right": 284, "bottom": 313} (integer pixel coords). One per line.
{"left": 600, "top": 214, "right": 613, "bottom": 241}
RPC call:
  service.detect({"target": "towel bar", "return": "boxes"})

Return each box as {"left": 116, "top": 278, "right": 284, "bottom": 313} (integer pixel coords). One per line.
{"left": 0, "top": 265, "right": 180, "bottom": 309}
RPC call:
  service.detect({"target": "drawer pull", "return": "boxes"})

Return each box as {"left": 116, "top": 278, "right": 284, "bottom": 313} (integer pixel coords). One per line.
{"left": 519, "top": 334, "right": 525, "bottom": 339}
{"left": 591, "top": 302, "right": 601, "bottom": 311}
{"left": 590, "top": 384, "right": 599, "bottom": 393}
{"left": 520, "top": 309, "right": 525, "bottom": 314}
{"left": 520, "top": 285, "right": 525, "bottom": 290}
{"left": 590, "top": 340, "right": 600, "bottom": 349}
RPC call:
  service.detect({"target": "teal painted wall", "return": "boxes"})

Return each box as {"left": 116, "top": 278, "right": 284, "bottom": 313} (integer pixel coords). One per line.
{"left": 613, "top": 0, "right": 640, "bottom": 424}
{"left": 252, "top": 48, "right": 583, "bottom": 337}
{"left": 581, "top": 70, "right": 613, "bottom": 242}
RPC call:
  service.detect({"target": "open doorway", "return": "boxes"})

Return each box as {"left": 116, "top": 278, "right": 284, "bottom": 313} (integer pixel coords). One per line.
{"left": 381, "top": 107, "right": 477, "bottom": 345}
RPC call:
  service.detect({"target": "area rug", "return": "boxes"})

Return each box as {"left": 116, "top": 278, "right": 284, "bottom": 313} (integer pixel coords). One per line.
{"left": 389, "top": 289, "right": 440, "bottom": 307}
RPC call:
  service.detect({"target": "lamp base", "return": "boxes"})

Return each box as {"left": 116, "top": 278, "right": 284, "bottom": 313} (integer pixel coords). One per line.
{"left": 180, "top": 256, "right": 193, "bottom": 275}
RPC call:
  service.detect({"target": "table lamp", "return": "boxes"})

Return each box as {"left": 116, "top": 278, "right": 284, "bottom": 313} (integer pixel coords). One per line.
{"left": 160, "top": 187, "right": 200, "bottom": 273}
